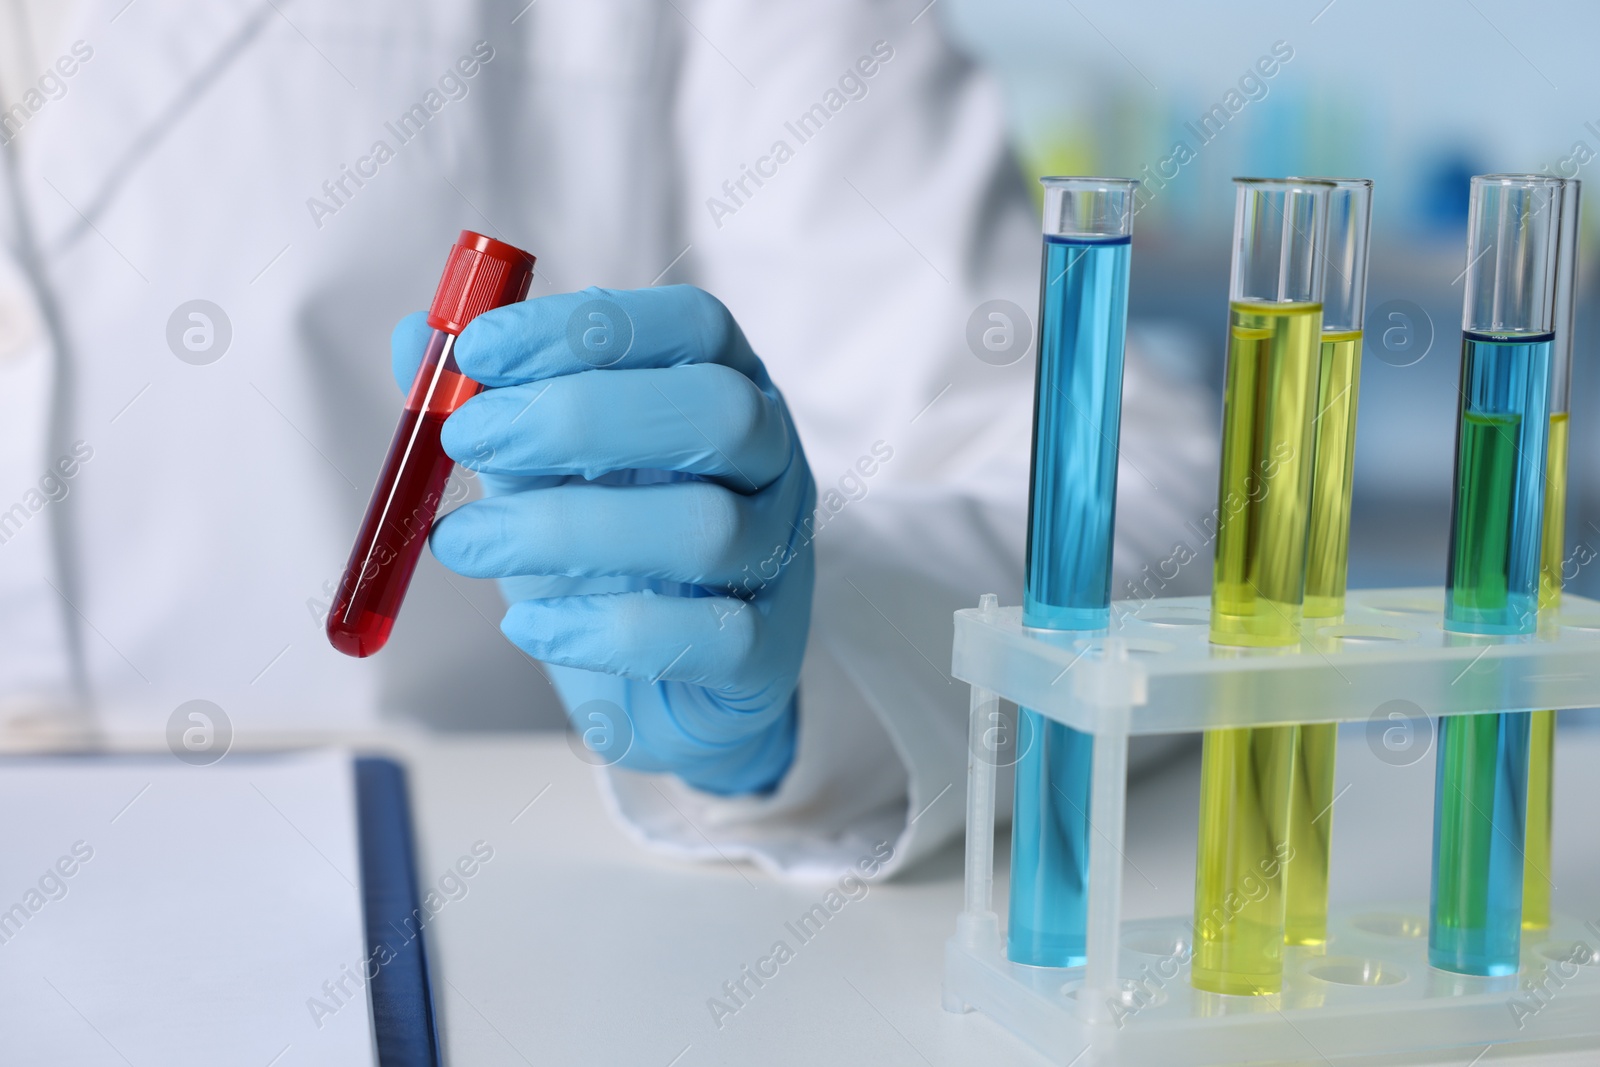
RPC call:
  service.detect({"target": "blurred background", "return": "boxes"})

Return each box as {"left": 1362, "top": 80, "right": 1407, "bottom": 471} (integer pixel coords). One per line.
{"left": 943, "top": 0, "right": 1600, "bottom": 599}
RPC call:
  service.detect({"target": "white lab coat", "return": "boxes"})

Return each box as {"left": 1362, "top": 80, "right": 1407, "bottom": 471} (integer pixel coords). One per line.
{"left": 0, "top": 0, "right": 1215, "bottom": 878}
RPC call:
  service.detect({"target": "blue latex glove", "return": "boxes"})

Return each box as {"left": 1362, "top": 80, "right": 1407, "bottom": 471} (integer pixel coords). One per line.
{"left": 390, "top": 286, "right": 814, "bottom": 794}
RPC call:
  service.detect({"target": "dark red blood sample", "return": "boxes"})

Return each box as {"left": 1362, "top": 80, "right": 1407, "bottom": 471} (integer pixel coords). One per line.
{"left": 327, "top": 232, "right": 535, "bottom": 657}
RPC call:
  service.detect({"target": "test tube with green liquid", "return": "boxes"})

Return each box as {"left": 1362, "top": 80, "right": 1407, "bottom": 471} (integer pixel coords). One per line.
{"left": 1194, "top": 178, "right": 1332, "bottom": 997}
{"left": 1525, "top": 176, "right": 1579, "bottom": 932}
{"left": 1433, "top": 174, "right": 1563, "bottom": 976}
{"left": 1286, "top": 178, "right": 1373, "bottom": 947}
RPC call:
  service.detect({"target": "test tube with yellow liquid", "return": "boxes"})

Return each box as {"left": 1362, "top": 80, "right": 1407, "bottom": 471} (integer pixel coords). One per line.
{"left": 1525, "top": 176, "right": 1580, "bottom": 932}
{"left": 1194, "top": 178, "right": 1333, "bottom": 996}
{"left": 1285, "top": 178, "right": 1373, "bottom": 948}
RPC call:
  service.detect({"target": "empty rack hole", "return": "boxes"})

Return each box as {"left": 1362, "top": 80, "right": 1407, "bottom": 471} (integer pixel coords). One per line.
{"left": 1537, "top": 940, "right": 1600, "bottom": 966}
{"left": 1316, "top": 624, "right": 1419, "bottom": 643}
{"left": 1350, "top": 913, "right": 1427, "bottom": 939}
{"left": 1124, "top": 607, "right": 1209, "bottom": 627}
{"left": 1362, "top": 595, "right": 1444, "bottom": 616}
{"left": 1123, "top": 929, "right": 1189, "bottom": 957}
{"left": 1071, "top": 637, "right": 1175, "bottom": 657}
{"left": 1306, "top": 957, "right": 1407, "bottom": 987}
{"left": 1061, "top": 977, "right": 1168, "bottom": 1010}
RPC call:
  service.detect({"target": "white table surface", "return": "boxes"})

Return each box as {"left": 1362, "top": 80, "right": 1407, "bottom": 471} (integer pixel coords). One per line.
{"left": 392, "top": 726, "right": 1600, "bottom": 1067}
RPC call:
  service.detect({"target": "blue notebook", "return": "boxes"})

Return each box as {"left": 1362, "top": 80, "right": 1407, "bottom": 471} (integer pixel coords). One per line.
{"left": 355, "top": 756, "right": 443, "bottom": 1067}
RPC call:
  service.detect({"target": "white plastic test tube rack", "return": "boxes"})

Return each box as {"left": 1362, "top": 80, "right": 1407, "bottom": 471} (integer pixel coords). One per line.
{"left": 946, "top": 588, "right": 1600, "bottom": 1066}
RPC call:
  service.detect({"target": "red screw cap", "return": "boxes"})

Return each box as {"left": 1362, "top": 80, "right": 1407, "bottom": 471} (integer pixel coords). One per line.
{"left": 426, "top": 230, "right": 537, "bottom": 335}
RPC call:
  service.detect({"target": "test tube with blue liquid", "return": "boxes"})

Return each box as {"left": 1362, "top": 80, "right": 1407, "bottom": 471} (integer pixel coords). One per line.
{"left": 1433, "top": 174, "right": 1564, "bottom": 976}
{"left": 1008, "top": 177, "right": 1137, "bottom": 968}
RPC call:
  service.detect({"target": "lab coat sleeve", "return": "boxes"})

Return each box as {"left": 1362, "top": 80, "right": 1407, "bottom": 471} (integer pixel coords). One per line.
{"left": 597, "top": 0, "right": 1218, "bottom": 880}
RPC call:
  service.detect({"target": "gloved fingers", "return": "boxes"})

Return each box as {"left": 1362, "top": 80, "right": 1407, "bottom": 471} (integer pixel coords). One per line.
{"left": 473, "top": 471, "right": 567, "bottom": 498}
{"left": 542, "top": 664, "right": 797, "bottom": 794}
{"left": 429, "top": 474, "right": 811, "bottom": 588}
{"left": 453, "top": 285, "right": 771, "bottom": 388}
{"left": 500, "top": 588, "right": 806, "bottom": 708}
{"left": 441, "top": 364, "right": 792, "bottom": 492}
{"left": 389, "top": 311, "right": 435, "bottom": 393}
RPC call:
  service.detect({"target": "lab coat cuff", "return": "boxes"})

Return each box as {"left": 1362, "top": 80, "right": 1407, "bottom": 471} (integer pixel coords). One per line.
{"left": 593, "top": 635, "right": 921, "bottom": 882}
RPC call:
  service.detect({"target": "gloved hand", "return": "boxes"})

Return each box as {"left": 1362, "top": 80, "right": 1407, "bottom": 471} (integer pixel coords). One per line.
{"left": 390, "top": 286, "right": 814, "bottom": 795}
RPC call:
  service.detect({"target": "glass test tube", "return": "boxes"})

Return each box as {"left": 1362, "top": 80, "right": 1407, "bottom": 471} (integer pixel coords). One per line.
{"left": 1194, "top": 178, "right": 1332, "bottom": 996}
{"left": 1008, "top": 177, "right": 1137, "bottom": 968}
{"left": 1526, "top": 176, "right": 1579, "bottom": 931}
{"left": 1286, "top": 178, "right": 1373, "bottom": 947}
{"left": 327, "top": 231, "right": 537, "bottom": 657}
{"left": 1433, "top": 175, "right": 1563, "bottom": 975}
